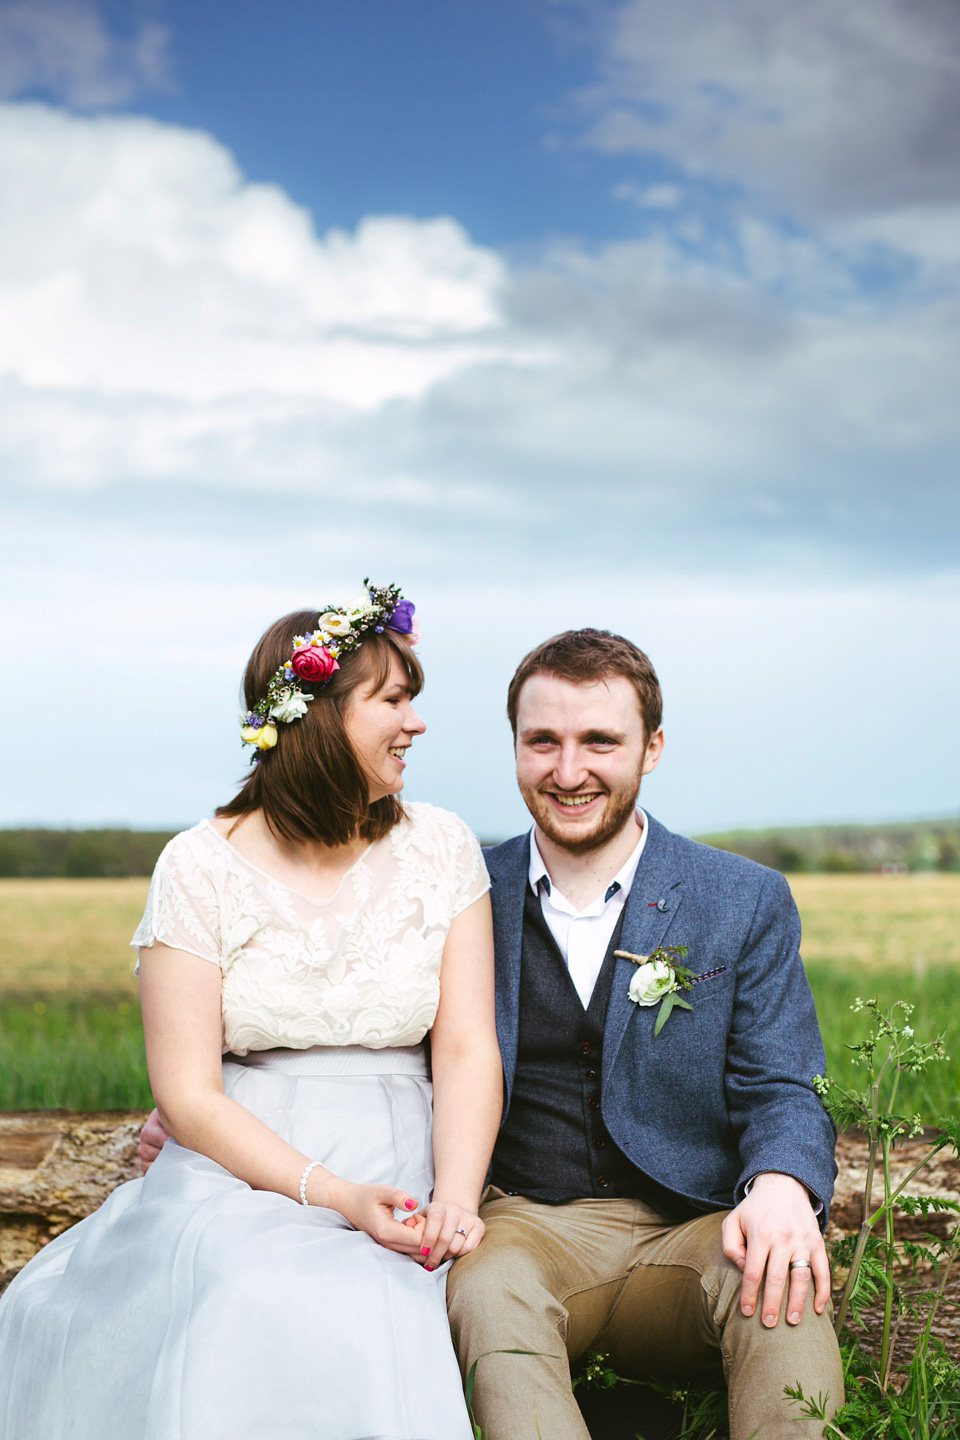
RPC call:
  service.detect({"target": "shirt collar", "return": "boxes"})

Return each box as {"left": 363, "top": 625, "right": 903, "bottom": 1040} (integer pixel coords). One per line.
{"left": 527, "top": 808, "right": 650, "bottom": 906}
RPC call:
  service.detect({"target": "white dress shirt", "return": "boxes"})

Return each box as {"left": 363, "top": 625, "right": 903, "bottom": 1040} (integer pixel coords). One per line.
{"left": 528, "top": 809, "right": 650, "bottom": 1008}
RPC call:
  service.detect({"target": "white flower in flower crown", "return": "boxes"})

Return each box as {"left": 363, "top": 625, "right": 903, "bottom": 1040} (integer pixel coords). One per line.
{"left": 269, "top": 689, "right": 314, "bottom": 723}
{"left": 318, "top": 612, "right": 353, "bottom": 636}
{"left": 342, "top": 585, "right": 377, "bottom": 618}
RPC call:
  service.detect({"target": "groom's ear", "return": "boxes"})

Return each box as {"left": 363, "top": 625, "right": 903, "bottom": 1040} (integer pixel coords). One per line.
{"left": 641, "top": 727, "right": 665, "bottom": 776}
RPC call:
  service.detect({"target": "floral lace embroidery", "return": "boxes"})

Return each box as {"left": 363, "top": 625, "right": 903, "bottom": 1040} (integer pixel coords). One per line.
{"left": 132, "top": 803, "right": 488, "bottom": 1055}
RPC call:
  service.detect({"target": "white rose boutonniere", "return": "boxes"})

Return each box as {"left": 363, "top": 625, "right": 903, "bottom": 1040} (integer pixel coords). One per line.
{"left": 616, "top": 945, "right": 694, "bottom": 1036}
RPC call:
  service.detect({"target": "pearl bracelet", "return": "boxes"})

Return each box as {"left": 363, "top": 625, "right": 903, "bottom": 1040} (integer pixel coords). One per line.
{"left": 299, "top": 1160, "right": 323, "bottom": 1207}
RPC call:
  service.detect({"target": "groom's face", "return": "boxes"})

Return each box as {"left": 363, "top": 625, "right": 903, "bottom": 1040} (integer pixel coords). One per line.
{"left": 514, "top": 672, "right": 664, "bottom": 855}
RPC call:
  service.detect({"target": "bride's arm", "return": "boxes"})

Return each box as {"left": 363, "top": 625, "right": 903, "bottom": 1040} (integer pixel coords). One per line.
{"left": 417, "top": 892, "right": 502, "bottom": 1268}
{"left": 138, "top": 944, "right": 426, "bottom": 1252}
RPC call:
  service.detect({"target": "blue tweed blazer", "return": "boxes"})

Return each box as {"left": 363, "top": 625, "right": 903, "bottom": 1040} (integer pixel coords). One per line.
{"left": 484, "top": 813, "right": 837, "bottom": 1220}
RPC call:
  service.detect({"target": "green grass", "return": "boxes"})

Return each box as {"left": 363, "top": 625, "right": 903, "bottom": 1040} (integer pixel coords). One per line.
{"left": 806, "top": 961, "right": 959, "bottom": 1118}
{"left": 1, "top": 876, "right": 959, "bottom": 1115}
{"left": 0, "top": 994, "right": 152, "bottom": 1110}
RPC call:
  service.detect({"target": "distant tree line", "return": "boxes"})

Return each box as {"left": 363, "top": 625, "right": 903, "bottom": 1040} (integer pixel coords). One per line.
{"left": 0, "top": 819, "right": 958, "bottom": 878}
{"left": 0, "top": 830, "right": 177, "bottom": 878}
{"left": 700, "top": 818, "right": 960, "bottom": 874}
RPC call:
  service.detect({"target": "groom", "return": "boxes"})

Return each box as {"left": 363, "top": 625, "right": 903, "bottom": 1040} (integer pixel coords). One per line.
{"left": 446, "top": 627, "right": 843, "bottom": 1440}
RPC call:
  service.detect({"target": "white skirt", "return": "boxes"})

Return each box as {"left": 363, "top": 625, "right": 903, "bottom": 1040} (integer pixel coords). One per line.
{"left": 0, "top": 1046, "right": 474, "bottom": 1440}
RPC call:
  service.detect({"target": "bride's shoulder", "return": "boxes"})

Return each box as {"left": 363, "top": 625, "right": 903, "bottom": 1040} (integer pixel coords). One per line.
{"left": 150, "top": 820, "right": 220, "bottom": 877}
{"left": 396, "top": 803, "right": 485, "bottom": 873}
{"left": 399, "top": 801, "right": 477, "bottom": 843}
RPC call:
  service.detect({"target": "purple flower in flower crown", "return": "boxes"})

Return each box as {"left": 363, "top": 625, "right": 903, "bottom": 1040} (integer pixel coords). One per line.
{"left": 386, "top": 599, "right": 416, "bottom": 636}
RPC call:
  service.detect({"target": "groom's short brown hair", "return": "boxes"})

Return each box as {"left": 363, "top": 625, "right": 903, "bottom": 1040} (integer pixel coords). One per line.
{"left": 506, "top": 629, "right": 662, "bottom": 743}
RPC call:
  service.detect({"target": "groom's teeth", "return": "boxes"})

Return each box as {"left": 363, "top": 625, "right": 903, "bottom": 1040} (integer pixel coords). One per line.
{"left": 555, "top": 794, "right": 599, "bottom": 808}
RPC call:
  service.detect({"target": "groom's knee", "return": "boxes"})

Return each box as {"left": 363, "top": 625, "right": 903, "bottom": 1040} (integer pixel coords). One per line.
{"left": 447, "top": 1232, "right": 564, "bottom": 1351}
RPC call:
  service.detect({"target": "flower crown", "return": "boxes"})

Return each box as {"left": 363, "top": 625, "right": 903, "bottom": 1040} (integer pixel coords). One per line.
{"left": 240, "top": 579, "right": 418, "bottom": 761}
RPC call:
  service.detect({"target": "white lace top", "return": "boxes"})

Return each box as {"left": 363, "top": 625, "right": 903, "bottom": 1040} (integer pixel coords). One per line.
{"left": 131, "top": 803, "right": 490, "bottom": 1056}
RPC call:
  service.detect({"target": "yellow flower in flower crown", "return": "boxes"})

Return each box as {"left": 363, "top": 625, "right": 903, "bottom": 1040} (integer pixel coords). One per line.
{"left": 241, "top": 723, "right": 278, "bottom": 750}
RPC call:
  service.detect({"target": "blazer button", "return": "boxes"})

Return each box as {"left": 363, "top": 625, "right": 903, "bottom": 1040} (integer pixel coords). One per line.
{"left": 587, "top": 1097, "right": 600, "bottom": 1110}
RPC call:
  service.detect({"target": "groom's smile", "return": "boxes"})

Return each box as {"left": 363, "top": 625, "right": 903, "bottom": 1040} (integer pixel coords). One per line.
{"left": 513, "top": 673, "right": 664, "bottom": 856}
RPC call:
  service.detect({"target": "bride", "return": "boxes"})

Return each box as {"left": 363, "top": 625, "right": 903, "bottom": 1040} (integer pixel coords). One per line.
{"left": 0, "top": 582, "right": 503, "bottom": 1440}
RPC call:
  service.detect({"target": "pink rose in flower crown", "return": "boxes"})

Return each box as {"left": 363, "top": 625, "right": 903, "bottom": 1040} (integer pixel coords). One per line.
{"left": 290, "top": 645, "right": 339, "bottom": 683}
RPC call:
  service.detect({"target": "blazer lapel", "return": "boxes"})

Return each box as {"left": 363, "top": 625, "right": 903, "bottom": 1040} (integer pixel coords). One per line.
{"left": 602, "top": 815, "right": 684, "bottom": 1089}
{"left": 485, "top": 835, "right": 528, "bottom": 1110}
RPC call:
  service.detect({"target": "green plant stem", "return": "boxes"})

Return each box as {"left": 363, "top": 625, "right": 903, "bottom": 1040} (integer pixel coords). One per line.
{"left": 835, "top": 1081, "right": 882, "bottom": 1335}
{"left": 870, "top": 1137, "right": 950, "bottom": 1221}
{"left": 879, "top": 1136, "right": 896, "bottom": 1389}
{"left": 881, "top": 1312, "right": 903, "bottom": 1394}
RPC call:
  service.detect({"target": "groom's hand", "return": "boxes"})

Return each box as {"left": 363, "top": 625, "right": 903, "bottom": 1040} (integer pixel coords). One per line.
{"left": 721, "top": 1172, "right": 830, "bottom": 1327}
{"left": 138, "top": 1108, "right": 171, "bottom": 1172}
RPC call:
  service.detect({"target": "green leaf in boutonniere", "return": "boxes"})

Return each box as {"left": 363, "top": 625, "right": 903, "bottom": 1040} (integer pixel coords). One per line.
{"left": 615, "top": 945, "right": 695, "bottom": 1037}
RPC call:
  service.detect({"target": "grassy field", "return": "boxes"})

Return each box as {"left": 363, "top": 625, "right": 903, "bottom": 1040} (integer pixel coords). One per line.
{"left": 1, "top": 875, "right": 958, "bottom": 1113}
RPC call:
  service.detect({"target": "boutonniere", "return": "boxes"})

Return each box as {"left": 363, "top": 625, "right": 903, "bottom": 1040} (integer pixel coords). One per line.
{"left": 615, "top": 945, "right": 695, "bottom": 1036}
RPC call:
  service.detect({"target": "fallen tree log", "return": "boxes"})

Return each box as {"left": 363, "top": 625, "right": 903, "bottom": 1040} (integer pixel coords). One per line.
{"left": 0, "top": 1109, "right": 148, "bottom": 1286}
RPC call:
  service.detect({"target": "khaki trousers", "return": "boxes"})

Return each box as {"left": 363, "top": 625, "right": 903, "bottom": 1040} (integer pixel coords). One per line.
{"left": 446, "top": 1189, "right": 844, "bottom": 1440}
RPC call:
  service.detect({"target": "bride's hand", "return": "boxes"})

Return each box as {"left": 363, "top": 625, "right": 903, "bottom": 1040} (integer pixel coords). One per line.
{"left": 324, "top": 1179, "right": 428, "bottom": 1255}
{"left": 416, "top": 1200, "right": 484, "bottom": 1269}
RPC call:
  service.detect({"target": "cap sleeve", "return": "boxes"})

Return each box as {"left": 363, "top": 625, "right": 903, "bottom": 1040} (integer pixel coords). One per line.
{"left": 131, "top": 831, "right": 222, "bottom": 968}
{"left": 447, "top": 814, "right": 491, "bottom": 919}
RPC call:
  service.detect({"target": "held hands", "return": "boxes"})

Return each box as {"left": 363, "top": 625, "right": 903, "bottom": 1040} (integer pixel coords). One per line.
{"left": 721, "top": 1172, "right": 831, "bottom": 1328}
{"left": 318, "top": 1176, "right": 432, "bottom": 1256}
{"left": 405, "top": 1198, "right": 485, "bottom": 1270}
{"left": 303, "top": 1176, "right": 484, "bottom": 1267}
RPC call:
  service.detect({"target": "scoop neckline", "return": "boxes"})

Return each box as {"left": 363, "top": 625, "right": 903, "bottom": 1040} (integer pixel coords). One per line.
{"left": 199, "top": 818, "right": 379, "bottom": 905}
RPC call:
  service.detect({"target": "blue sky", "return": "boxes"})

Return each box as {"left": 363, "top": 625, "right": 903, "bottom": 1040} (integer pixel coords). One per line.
{"left": 1, "top": 0, "right": 958, "bottom": 839}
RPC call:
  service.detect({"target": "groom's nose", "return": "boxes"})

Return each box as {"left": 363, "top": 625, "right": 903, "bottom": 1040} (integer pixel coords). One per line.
{"left": 551, "top": 743, "right": 590, "bottom": 790}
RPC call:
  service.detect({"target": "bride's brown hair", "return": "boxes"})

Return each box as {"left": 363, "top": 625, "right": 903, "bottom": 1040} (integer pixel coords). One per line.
{"left": 216, "top": 609, "right": 424, "bottom": 847}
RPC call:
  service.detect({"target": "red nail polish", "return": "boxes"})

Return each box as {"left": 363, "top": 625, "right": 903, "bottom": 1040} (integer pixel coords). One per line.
{"left": 404, "top": 1199, "right": 417, "bottom": 1210}
{"left": 425, "top": 1264, "right": 435, "bottom": 1272}
{"left": 421, "top": 1246, "right": 431, "bottom": 1256}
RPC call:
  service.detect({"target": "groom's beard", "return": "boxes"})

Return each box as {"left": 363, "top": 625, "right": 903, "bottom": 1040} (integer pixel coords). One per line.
{"left": 518, "top": 766, "right": 644, "bottom": 857}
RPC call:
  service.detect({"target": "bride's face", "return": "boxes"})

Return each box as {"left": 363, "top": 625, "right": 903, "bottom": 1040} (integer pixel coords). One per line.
{"left": 342, "top": 652, "right": 426, "bottom": 803}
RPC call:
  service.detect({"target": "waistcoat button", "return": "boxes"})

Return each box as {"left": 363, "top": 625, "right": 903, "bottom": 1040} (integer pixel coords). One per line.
{"left": 585, "top": 1069, "right": 598, "bottom": 1080}
{"left": 578, "top": 1042, "right": 592, "bottom": 1056}
{"left": 597, "top": 1175, "right": 609, "bottom": 1187}
{"left": 588, "top": 1097, "right": 600, "bottom": 1110}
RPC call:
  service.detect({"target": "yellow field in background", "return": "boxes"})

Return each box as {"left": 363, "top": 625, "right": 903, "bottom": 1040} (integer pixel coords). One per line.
{"left": 789, "top": 873, "right": 960, "bottom": 971}
{"left": 1, "top": 873, "right": 958, "bottom": 996}
{"left": 0, "top": 878, "right": 149, "bottom": 994}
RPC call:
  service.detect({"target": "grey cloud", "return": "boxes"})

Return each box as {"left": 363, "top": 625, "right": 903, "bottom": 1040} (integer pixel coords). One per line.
{"left": 570, "top": 0, "right": 960, "bottom": 219}
{"left": 0, "top": 1, "right": 171, "bottom": 106}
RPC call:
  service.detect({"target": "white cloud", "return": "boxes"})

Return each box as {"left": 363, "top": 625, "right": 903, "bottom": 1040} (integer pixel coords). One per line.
{"left": 0, "top": 104, "right": 515, "bottom": 421}
{"left": 0, "top": 100, "right": 956, "bottom": 576}
{"left": 0, "top": 0, "right": 170, "bottom": 106}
